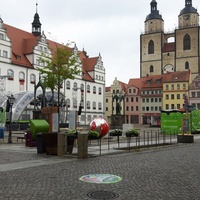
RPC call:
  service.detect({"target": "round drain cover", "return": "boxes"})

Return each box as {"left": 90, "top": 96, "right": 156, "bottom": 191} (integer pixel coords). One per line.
{"left": 86, "top": 190, "right": 119, "bottom": 199}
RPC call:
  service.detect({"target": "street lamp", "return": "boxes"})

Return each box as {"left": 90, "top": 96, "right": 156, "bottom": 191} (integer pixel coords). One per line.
{"left": 7, "top": 94, "right": 15, "bottom": 143}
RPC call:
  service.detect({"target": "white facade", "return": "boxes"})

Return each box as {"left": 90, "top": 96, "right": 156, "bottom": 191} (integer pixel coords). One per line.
{"left": 0, "top": 16, "right": 106, "bottom": 125}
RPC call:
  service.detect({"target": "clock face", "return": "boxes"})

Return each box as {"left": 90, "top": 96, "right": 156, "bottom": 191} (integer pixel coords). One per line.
{"left": 184, "top": 14, "right": 190, "bottom": 20}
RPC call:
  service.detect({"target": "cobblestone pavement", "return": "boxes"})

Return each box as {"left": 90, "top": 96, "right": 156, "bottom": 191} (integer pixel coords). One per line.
{"left": 0, "top": 139, "right": 200, "bottom": 200}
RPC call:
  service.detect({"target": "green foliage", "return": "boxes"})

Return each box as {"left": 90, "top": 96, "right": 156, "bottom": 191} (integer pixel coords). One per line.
{"left": 125, "top": 128, "right": 138, "bottom": 135}
{"left": 67, "top": 129, "right": 78, "bottom": 135}
{"left": 37, "top": 46, "right": 81, "bottom": 92}
{"left": 88, "top": 130, "right": 100, "bottom": 137}
{"left": 109, "top": 129, "right": 123, "bottom": 134}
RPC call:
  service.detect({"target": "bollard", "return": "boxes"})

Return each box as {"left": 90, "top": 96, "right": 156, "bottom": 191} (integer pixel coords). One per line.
{"left": 57, "top": 133, "right": 66, "bottom": 156}
{"left": 78, "top": 132, "right": 88, "bottom": 159}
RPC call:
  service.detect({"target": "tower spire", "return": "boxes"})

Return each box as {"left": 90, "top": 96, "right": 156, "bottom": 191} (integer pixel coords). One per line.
{"left": 32, "top": 1, "right": 42, "bottom": 36}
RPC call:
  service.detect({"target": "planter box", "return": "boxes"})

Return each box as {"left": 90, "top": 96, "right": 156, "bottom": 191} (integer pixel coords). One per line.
{"left": 67, "top": 135, "right": 77, "bottom": 154}
{"left": 43, "top": 132, "right": 57, "bottom": 155}
{"left": 109, "top": 132, "right": 122, "bottom": 137}
{"left": 88, "top": 135, "right": 99, "bottom": 140}
{"left": 126, "top": 133, "right": 139, "bottom": 137}
{"left": 177, "top": 134, "right": 194, "bottom": 143}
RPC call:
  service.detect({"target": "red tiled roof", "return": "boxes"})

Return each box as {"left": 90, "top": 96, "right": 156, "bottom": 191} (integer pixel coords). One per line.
{"left": 82, "top": 57, "right": 98, "bottom": 71}
{"left": 163, "top": 42, "right": 175, "bottom": 52}
{"left": 4, "top": 24, "right": 37, "bottom": 68}
{"left": 117, "top": 81, "right": 127, "bottom": 92}
{"left": 142, "top": 74, "right": 163, "bottom": 89}
{"left": 105, "top": 87, "right": 111, "bottom": 92}
{"left": 127, "top": 77, "right": 146, "bottom": 90}
{"left": 163, "top": 70, "right": 190, "bottom": 83}
{"left": 4, "top": 23, "right": 99, "bottom": 81}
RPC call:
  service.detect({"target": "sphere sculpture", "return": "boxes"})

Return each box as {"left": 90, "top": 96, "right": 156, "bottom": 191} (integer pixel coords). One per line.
{"left": 90, "top": 118, "right": 110, "bottom": 138}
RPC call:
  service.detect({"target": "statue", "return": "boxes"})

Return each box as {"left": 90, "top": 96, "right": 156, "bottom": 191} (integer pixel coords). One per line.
{"left": 113, "top": 91, "right": 124, "bottom": 115}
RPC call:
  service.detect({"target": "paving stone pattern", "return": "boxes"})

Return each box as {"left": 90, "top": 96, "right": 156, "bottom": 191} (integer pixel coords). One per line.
{"left": 0, "top": 142, "right": 200, "bottom": 199}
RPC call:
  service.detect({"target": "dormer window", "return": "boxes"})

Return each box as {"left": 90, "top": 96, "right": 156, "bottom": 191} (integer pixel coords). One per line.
{"left": 146, "top": 80, "right": 151, "bottom": 84}
{"left": 16, "top": 55, "right": 21, "bottom": 60}
{"left": 156, "top": 79, "right": 161, "bottom": 84}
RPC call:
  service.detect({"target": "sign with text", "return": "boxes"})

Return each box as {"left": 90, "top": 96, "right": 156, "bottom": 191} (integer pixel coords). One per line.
{"left": 41, "top": 106, "right": 58, "bottom": 114}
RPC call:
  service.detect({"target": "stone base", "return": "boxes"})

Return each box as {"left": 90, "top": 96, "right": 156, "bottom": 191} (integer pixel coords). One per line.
{"left": 110, "top": 115, "right": 125, "bottom": 129}
{"left": 177, "top": 134, "right": 194, "bottom": 143}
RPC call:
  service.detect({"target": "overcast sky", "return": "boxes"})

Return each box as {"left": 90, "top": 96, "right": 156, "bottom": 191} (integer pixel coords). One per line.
{"left": 0, "top": 0, "right": 199, "bottom": 86}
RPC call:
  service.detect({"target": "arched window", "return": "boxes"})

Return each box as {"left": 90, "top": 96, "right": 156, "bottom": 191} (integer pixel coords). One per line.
{"left": 81, "top": 83, "right": 84, "bottom": 92}
{"left": 66, "top": 81, "right": 70, "bottom": 89}
{"left": 73, "top": 99, "right": 77, "bottom": 108}
{"left": 92, "top": 102, "right": 96, "bottom": 109}
{"left": 98, "top": 102, "right": 102, "bottom": 110}
{"left": 19, "top": 71, "right": 25, "bottom": 81}
{"left": 183, "top": 34, "right": 191, "bottom": 50}
{"left": 7, "top": 69, "right": 14, "bottom": 80}
{"left": 73, "top": 82, "right": 77, "bottom": 90}
{"left": 66, "top": 98, "right": 70, "bottom": 107}
{"left": 185, "top": 61, "right": 189, "bottom": 69}
{"left": 98, "top": 87, "right": 102, "bottom": 95}
{"left": 150, "top": 65, "right": 154, "bottom": 73}
{"left": 148, "top": 40, "right": 154, "bottom": 54}
{"left": 30, "top": 74, "right": 36, "bottom": 84}
{"left": 87, "top": 85, "right": 90, "bottom": 93}
{"left": 93, "top": 86, "right": 96, "bottom": 94}
{"left": 87, "top": 101, "right": 90, "bottom": 109}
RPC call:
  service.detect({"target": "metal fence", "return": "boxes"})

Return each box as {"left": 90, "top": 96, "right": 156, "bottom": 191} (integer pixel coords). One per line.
{"left": 86, "top": 130, "right": 178, "bottom": 156}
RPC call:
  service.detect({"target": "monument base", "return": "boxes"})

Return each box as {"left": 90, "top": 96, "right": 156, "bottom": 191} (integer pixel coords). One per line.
{"left": 110, "top": 115, "right": 125, "bottom": 129}
{"left": 177, "top": 134, "right": 194, "bottom": 143}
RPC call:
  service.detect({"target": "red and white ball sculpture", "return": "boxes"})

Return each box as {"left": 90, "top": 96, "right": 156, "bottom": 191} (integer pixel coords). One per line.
{"left": 90, "top": 118, "right": 110, "bottom": 138}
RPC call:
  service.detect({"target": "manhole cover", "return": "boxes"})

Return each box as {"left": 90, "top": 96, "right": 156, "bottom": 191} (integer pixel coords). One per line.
{"left": 86, "top": 190, "right": 119, "bottom": 199}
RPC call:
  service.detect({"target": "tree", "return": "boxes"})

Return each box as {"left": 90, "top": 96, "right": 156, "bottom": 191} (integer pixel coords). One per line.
{"left": 37, "top": 45, "right": 81, "bottom": 130}
{"left": 37, "top": 45, "right": 81, "bottom": 103}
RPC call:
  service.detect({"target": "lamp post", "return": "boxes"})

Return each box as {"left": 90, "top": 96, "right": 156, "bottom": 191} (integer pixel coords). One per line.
{"left": 7, "top": 94, "right": 15, "bottom": 143}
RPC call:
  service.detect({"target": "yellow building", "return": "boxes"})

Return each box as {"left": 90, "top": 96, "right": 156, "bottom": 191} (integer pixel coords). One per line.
{"left": 162, "top": 71, "right": 191, "bottom": 110}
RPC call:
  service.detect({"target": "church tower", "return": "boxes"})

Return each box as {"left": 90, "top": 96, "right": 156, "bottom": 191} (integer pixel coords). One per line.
{"left": 176, "top": 0, "right": 199, "bottom": 79}
{"left": 140, "top": 0, "right": 164, "bottom": 77}
{"left": 140, "top": 0, "right": 200, "bottom": 81}
{"left": 32, "top": 3, "right": 42, "bottom": 37}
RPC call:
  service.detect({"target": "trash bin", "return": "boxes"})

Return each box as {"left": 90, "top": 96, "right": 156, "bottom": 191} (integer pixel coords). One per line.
{"left": 25, "top": 131, "right": 37, "bottom": 147}
{"left": 0, "top": 127, "right": 5, "bottom": 139}
{"left": 36, "top": 133, "right": 44, "bottom": 154}
{"left": 30, "top": 119, "right": 50, "bottom": 140}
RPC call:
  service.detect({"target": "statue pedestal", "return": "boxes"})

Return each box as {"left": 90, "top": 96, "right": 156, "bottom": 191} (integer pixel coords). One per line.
{"left": 110, "top": 115, "right": 125, "bottom": 129}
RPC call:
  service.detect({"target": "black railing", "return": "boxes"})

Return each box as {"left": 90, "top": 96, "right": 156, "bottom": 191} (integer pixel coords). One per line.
{"left": 86, "top": 130, "right": 178, "bottom": 156}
